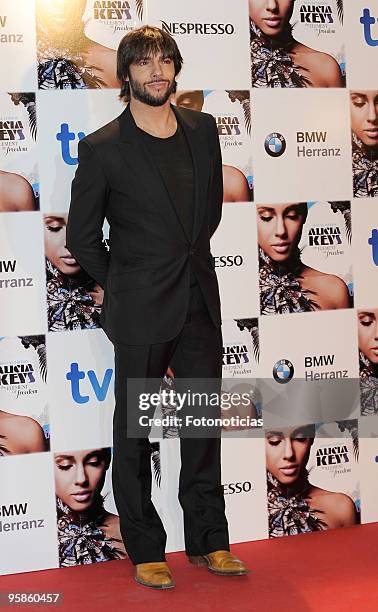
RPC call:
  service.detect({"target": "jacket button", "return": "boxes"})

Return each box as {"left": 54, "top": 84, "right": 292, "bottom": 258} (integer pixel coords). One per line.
{"left": 189, "top": 248, "right": 195, "bottom": 255}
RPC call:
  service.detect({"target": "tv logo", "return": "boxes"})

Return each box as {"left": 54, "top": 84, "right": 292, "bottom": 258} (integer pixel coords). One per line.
{"left": 66, "top": 362, "right": 113, "bottom": 404}
{"left": 360, "top": 8, "right": 378, "bottom": 46}
{"left": 368, "top": 229, "right": 378, "bottom": 265}
{"left": 56, "top": 124, "right": 85, "bottom": 165}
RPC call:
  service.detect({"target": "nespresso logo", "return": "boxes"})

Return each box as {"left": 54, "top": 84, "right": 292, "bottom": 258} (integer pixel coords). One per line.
{"left": 214, "top": 255, "right": 243, "bottom": 268}
{"left": 223, "top": 481, "right": 253, "bottom": 495}
{"left": 161, "top": 21, "right": 235, "bottom": 36}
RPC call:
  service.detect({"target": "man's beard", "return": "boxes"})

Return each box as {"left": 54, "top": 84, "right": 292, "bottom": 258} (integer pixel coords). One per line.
{"left": 129, "top": 75, "right": 176, "bottom": 107}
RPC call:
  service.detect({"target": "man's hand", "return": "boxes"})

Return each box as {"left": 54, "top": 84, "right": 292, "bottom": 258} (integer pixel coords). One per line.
{"left": 88, "top": 283, "right": 104, "bottom": 306}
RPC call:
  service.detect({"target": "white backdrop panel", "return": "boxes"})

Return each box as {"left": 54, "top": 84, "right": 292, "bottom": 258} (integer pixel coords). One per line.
{"left": 47, "top": 329, "right": 114, "bottom": 451}
{"left": 211, "top": 202, "right": 259, "bottom": 319}
{"left": 37, "top": 90, "right": 124, "bottom": 213}
{"left": 352, "top": 198, "right": 378, "bottom": 308}
{"left": 251, "top": 88, "right": 353, "bottom": 202}
{"left": 345, "top": 0, "right": 378, "bottom": 89}
{"left": 0, "top": 212, "right": 46, "bottom": 336}
{"left": 0, "top": 0, "right": 38, "bottom": 91}
{"left": 359, "top": 416, "right": 378, "bottom": 524}
{"left": 147, "top": 0, "right": 250, "bottom": 90}
{"left": 259, "top": 309, "right": 360, "bottom": 425}
{"left": 221, "top": 437, "right": 268, "bottom": 543}
{"left": 0, "top": 453, "right": 59, "bottom": 575}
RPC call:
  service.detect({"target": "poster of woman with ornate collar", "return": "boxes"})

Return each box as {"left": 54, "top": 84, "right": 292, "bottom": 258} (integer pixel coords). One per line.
{"left": 54, "top": 447, "right": 127, "bottom": 567}
{"left": 0, "top": 92, "right": 39, "bottom": 212}
{"left": 249, "top": 0, "right": 345, "bottom": 88}
{"left": 256, "top": 200, "right": 353, "bottom": 316}
{"left": 350, "top": 90, "right": 378, "bottom": 198}
{"left": 265, "top": 419, "right": 360, "bottom": 537}
{"left": 36, "top": 0, "right": 144, "bottom": 89}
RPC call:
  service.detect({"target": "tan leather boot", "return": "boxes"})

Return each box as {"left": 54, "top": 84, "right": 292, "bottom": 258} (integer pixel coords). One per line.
{"left": 188, "top": 550, "right": 250, "bottom": 575}
{"left": 134, "top": 561, "right": 175, "bottom": 589}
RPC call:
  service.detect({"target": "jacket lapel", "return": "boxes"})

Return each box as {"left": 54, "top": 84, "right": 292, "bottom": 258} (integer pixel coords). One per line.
{"left": 171, "top": 104, "right": 209, "bottom": 245}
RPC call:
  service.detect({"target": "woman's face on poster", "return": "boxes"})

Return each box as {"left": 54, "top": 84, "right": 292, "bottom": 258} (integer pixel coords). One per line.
{"left": 172, "top": 90, "right": 204, "bottom": 112}
{"left": 54, "top": 449, "right": 109, "bottom": 512}
{"left": 44, "top": 214, "right": 81, "bottom": 276}
{"left": 265, "top": 426, "right": 314, "bottom": 485}
{"left": 249, "top": 0, "right": 294, "bottom": 36}
{"left": 358, "top": 309, "right": 378, "bottom": 365}
{"left": 0, "top": 411, "right": 46, "bottom": 456}
{"left": 257, "top": 203, "right": 306, "bottom": 262}
{"left": 350, "top": 91, "right": 378, "bottom": 148}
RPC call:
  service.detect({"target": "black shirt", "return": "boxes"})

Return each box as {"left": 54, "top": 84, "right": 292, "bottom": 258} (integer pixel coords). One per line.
{"left": 137, "top": 122, "right": 194, "bottom": 239}
{"left": 138, "top": 122, "right": 198, "bottom": 286}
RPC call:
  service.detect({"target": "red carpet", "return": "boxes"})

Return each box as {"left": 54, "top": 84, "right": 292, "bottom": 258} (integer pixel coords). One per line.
{"left": 2, "top": 524, "right": 378, "bottom": 611}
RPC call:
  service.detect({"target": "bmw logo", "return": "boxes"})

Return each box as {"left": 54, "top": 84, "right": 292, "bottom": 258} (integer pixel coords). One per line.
{"left": 273, "top": 359, "right": 294, "bottom": 384}
{"left": 265, "top": 132, "right": 286, "bottom": 157}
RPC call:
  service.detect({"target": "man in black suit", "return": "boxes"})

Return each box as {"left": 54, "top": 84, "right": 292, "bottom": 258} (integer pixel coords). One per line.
{"left": 67, "top": 25, "right": 249, "bottom": 589}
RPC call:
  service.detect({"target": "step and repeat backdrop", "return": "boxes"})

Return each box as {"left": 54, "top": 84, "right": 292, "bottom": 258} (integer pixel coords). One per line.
{"left": 1, "top": 0, "right": 378, "bottom": 575}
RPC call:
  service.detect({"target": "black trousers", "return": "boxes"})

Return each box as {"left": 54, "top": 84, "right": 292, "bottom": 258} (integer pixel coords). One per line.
{"left": 111, "top": 282, "right": 230, "bottom": 564}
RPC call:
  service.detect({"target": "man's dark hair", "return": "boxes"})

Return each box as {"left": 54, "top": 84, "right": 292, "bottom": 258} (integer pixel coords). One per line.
{"left": 117, "top": 25, "right": 183, "bottom": 102}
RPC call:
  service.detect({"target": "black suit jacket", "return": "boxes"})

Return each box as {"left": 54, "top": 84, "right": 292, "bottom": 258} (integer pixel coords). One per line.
{"left": 66, "top": 103, "right": 223, "bottom": 345}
